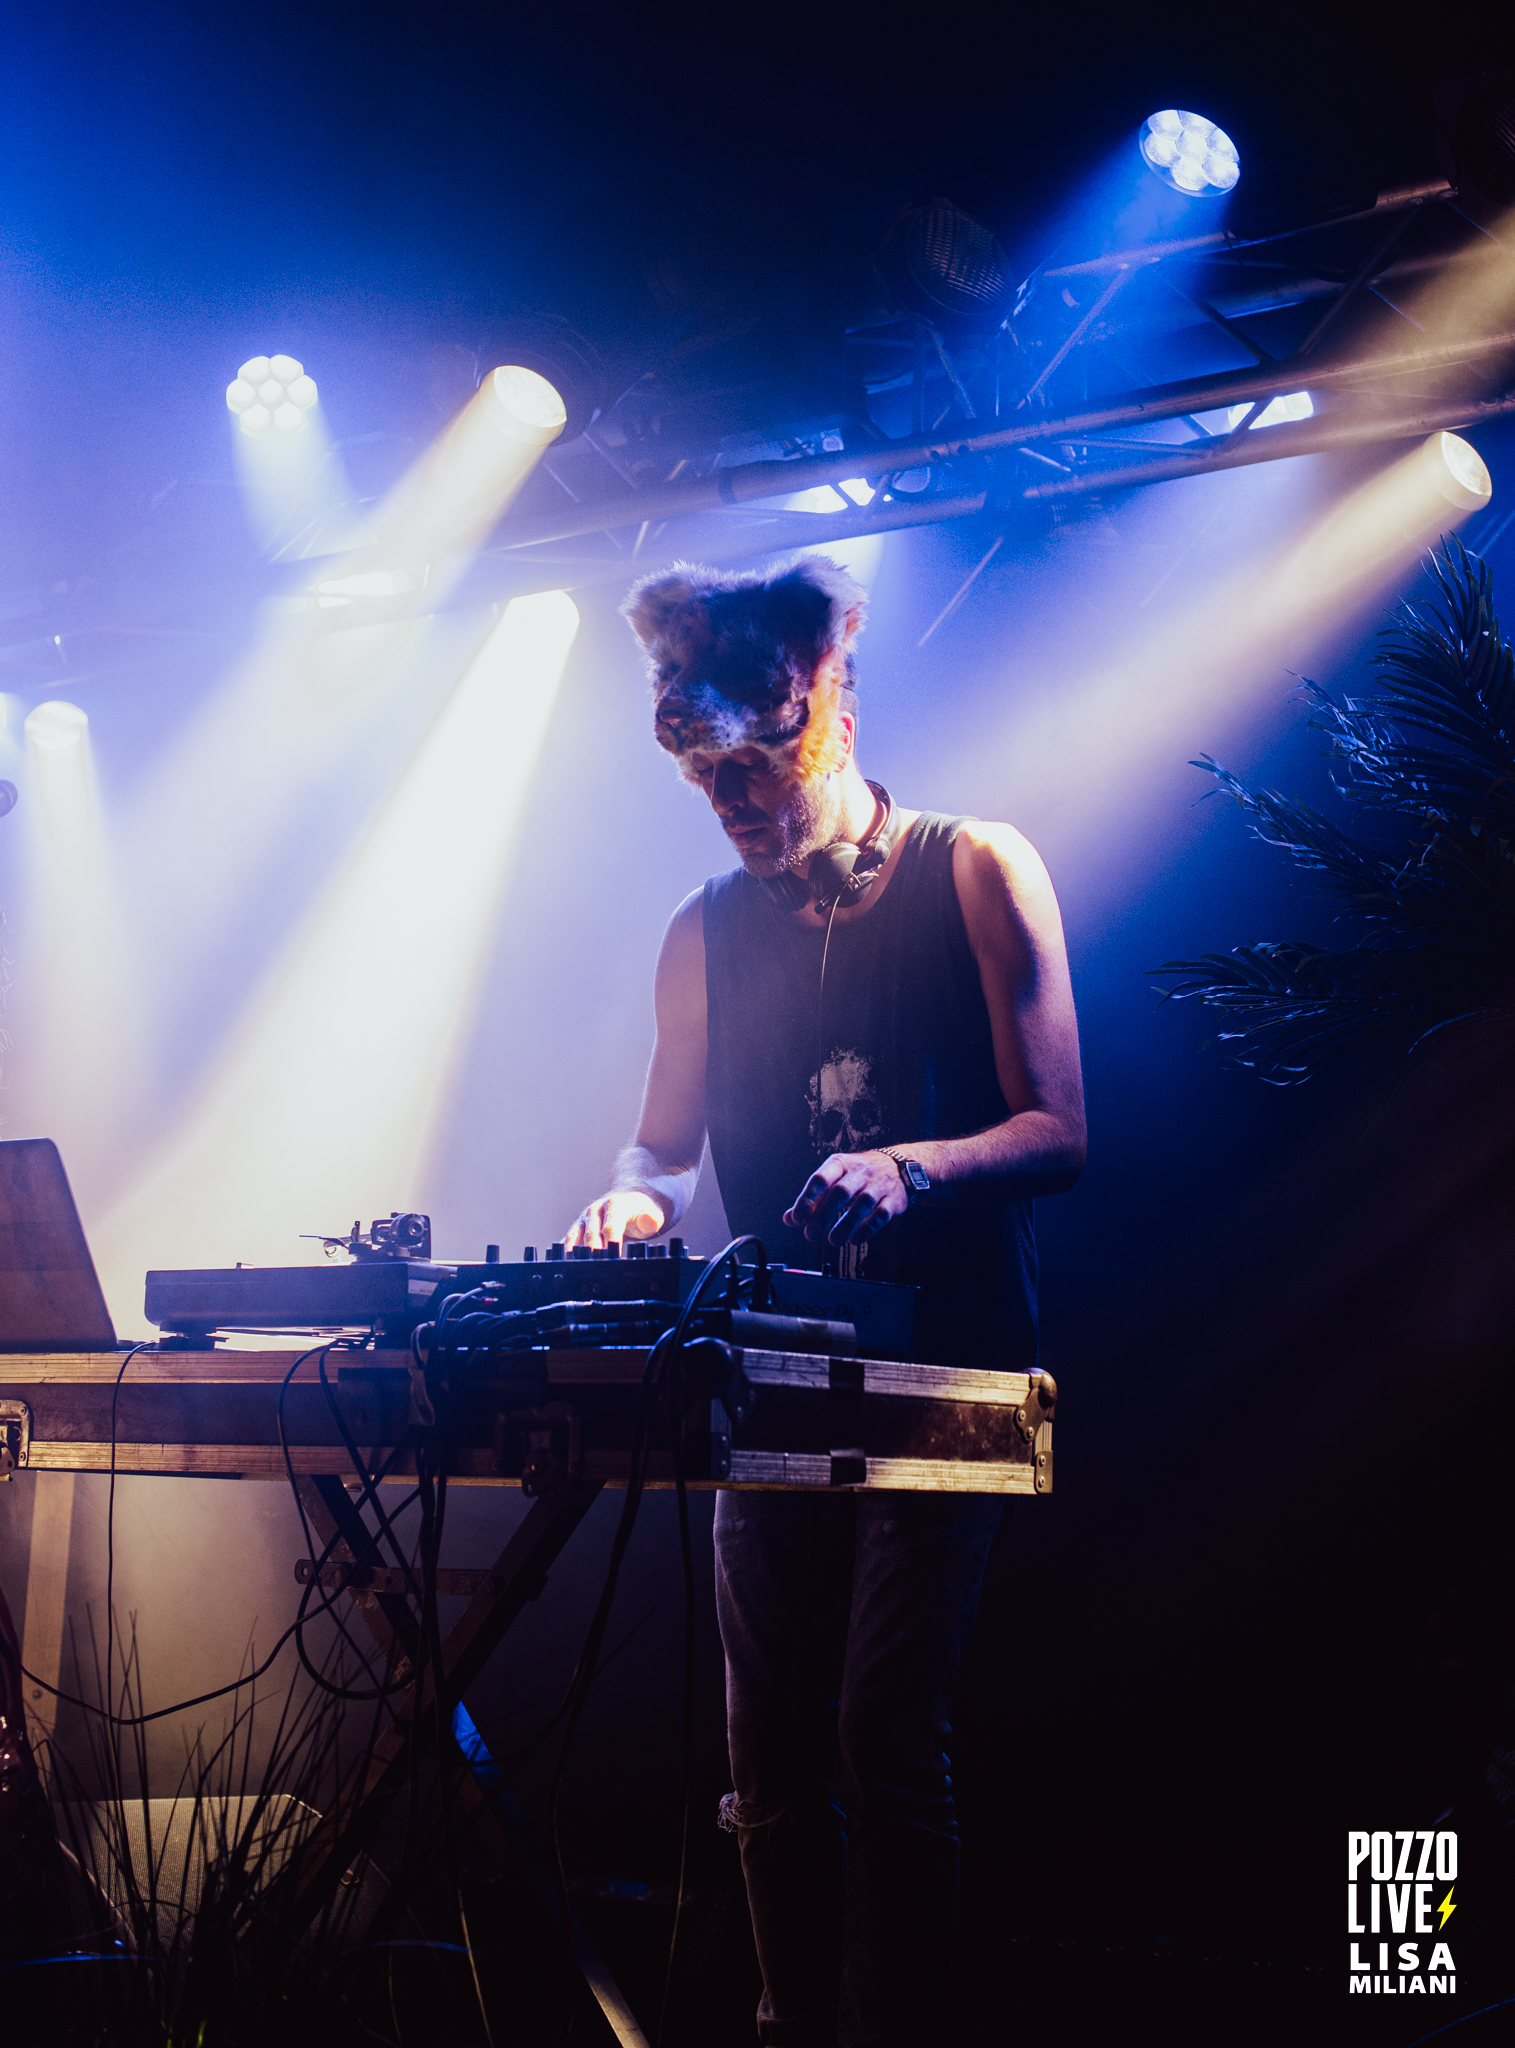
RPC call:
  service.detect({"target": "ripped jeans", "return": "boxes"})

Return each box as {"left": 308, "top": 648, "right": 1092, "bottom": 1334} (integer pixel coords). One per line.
{"left": 713, "top": 1489, "right": 1003, "bottom": 2048}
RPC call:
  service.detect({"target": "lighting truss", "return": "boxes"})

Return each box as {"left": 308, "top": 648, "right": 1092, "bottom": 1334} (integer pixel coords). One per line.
{"left": 450, "top": 174, "right": 1515, "bottom": 586}
{"left": 12, "top": 174, "right": 1515, "bottom": 666}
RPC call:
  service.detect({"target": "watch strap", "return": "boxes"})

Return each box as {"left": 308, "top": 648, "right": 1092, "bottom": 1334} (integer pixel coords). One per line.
{"left": 880, "top": 1147, "right": 930, "bottom": 1201}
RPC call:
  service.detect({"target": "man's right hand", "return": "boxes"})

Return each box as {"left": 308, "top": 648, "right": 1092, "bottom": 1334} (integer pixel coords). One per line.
{"left": 564, "top": 1190, "right": 666, "bottom": 1252}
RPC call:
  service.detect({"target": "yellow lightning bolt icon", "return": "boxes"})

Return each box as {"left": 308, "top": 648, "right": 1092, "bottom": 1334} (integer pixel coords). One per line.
{"left": 1437, "top": 1886, "right": 1456, "bottom": 1929}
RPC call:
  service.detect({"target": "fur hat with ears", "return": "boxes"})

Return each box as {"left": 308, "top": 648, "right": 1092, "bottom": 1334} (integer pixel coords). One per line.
{"left": 621, "top": 556, "right": 868, "bottom": 776}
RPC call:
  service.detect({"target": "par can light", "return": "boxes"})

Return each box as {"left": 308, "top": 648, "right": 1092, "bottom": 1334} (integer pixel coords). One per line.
{"left": 475, "top": 317, "right": 608, "bottom": 444}
{"left": 25, "top": 700, "right": 89, "bottom": 752}
{"left": 1421, "top": 431, "right": 1492, "bottom": 512}
{"left": 489, "top": 365, "right": 568, "bottom": 444}
{"left": 226, "top": 354, "right": 319, "bottom": 436}
{"left": 1140, "top": 110, "right": 1240, "bottom": 197}
{"left": 1451, "top": 72, "right": 1515, "bottom": 209}
{"left": 882, "top": 198, "right": 1010, "bottom": 333}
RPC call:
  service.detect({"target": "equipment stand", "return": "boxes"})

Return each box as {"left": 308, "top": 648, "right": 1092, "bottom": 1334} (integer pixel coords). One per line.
{"left": 279, "top": 1472, "right": 650, "bottom": 2048}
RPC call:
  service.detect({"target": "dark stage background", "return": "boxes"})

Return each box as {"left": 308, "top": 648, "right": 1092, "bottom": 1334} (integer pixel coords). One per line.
{"left": 1, "top": 5, "right": 1513, "bottom": 2043}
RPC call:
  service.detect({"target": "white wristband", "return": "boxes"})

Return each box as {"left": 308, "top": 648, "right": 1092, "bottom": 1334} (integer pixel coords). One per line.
{"left": 613, "top": 1150, "right": 700, "bottom": 1230}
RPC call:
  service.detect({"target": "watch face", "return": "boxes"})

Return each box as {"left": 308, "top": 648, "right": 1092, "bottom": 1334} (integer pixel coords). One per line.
{"left": 903, "top": 1160, "right": 930, "bottom": 1194}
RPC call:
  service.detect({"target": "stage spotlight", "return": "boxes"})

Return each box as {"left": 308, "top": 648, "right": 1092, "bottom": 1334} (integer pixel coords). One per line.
{"left": 477, "top": 317, "right": 608, "bottom": 443}
{"left": 1450, "top": 72, "right": 1515, "bottom": 208}
{"left": 226, "top": 354, "right": 319, "bottom": 436}
{"left": 333, "top": 361, "right": 571, "bottom": 603}
{"left": 882, "top": 199, "right": 1010, "bottom": 332}
{"left": 1140, "top": 110, "right": 1240, "bottom": 197}
{"left": 24, "top": 700, "right": 88, "bottom": 752}
{"left": 488, "top": 365, "right": 568, "bottom": 442}
{"left": 1421, "top": 431, "right": 1492, "bottom": 511}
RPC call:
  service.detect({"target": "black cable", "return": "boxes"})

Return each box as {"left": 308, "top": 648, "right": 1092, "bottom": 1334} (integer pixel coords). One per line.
{"left": 104, "top": 1342, "right": 154, "bottom": 1741}
{"left": 813, "top": 892, "right": 843, "bottom": 1159}
{"left": 462, "top": 1599, "right": 662, "bottom": 1786}
{"left": 545, "top": 1329, "right": 671, "bottom": 2042}
{"left": 808, "top": 784, "right": 893, "bottom": 1164}
{"left": 24, "top": 1338, "right": 380, "bottom": 1732}
{"left": 278, "top": 1343, "right": 422, "bottom": 1703}
{"left": 545, "top": 1236, "right": 762, "bottom": 2041}
{"left": 395, "top": 1445, "right": 439, "bottom": 1900}
{"left": 657, "top": 1336, "right": 699, "bottom": 2048}
{"left": 316, "top": 1342, "right": 425, "bottom": 1598}
{"left": 278, "top": 1341, "right": 344, "bottom": 1548}
{"left": 285, "top": 1478, "right": 424, "bottom": 1704}
{"left": 22, "top": 1492, "right": 420, "bottom": 1727}
{"left": 422, "top": 1465, "right": 494, "bottom": 2048}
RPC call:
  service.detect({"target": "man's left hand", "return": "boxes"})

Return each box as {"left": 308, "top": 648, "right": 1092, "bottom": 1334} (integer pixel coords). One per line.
{"left": 783, "top": 1151, "right": 907, "bottom": 1245}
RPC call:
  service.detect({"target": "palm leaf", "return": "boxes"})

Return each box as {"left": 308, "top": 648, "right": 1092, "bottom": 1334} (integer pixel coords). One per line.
{"left": 1153, "top": 538, "right": 1515, "bottom": 1083}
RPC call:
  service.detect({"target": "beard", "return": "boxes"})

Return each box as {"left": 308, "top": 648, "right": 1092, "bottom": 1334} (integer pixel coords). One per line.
{"left": 726, "top": 770, "right": 843, "bottom": 878}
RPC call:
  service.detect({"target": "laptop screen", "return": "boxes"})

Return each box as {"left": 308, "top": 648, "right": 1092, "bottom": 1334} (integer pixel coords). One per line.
{"left": 0, "top": 1139, "right": 117, "bottom": 1351}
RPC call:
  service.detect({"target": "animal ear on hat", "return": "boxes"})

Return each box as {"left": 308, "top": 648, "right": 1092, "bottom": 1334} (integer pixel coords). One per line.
{"left": 761, "top": 556, "right": 868, "bottom": 665}
{"left": 621, "top": 567, "right": 707, "bottom": 651}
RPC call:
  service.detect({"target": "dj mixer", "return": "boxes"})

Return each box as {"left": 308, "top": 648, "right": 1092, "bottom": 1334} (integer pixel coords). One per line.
{"left": 143, "top": 1235, "right": 917, "bottom": 1357}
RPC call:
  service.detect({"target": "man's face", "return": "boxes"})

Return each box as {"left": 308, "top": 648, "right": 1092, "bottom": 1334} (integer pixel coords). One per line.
{"left": 687, "top": 745, "right": 839, "bottom": 877}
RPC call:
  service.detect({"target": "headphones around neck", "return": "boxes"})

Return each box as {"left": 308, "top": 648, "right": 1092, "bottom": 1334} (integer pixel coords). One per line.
{"left": 759, "top": 780, "right": 898, "bottom": 913}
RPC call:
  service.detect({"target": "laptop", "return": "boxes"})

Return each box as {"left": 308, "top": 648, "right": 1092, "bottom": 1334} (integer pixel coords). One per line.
{"left": 0, "top": 1138, "right": 117, "bottom": 1350}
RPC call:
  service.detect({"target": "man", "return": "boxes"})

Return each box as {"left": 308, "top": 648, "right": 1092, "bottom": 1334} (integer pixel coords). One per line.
{"left": 567, "top": 555, "right": 1085, "bottom": 2047}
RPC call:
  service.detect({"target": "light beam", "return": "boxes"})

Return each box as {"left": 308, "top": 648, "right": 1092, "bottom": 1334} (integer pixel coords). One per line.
{"left": 329, "top": 365, "right": 567, "bottom": 609}
{"left": 953, "top": 441, "right": 1495, "bottom": 900}
{"left": 94, "top": 592, "right": 580, "bottom": 1324}
{"left": 16, "top": 702, "right": 143, "bottom": 1209}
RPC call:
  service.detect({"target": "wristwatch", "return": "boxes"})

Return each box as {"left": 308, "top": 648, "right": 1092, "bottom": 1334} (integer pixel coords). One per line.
{"left": 881, "top": 1148, "right": 930, "bottom": 1204}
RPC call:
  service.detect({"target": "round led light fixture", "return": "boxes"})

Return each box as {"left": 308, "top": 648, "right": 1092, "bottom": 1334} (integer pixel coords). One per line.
{"left": 1421, "top": 431, "right": 1492, "bottom": 512}
{"left": 225, "top": 353, "right": 319, "bottom": 436}
{"left": 475, "top": 316, "right": 608, "bottom": 443}
{"left": 1140, "top": 110, "right": 1240, "bottom": 197}
{"left": 24, "top": 700, "right": 88, "bottom": 752}
{"left": 882, "top": 198, "right": 1010, "bottom": 333}
{"left": 489, "top": 364, "right": 569, "bottom": 443}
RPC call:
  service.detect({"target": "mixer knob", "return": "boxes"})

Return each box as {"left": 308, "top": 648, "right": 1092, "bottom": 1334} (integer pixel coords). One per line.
{"left": 548, "top": 1242, "right": 566, "bottom": 1260}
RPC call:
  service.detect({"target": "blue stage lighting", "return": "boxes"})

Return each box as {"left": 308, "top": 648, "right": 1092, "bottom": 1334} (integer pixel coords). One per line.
{"left": 1140, "top": 110, "right": 1240, "bottom": 197}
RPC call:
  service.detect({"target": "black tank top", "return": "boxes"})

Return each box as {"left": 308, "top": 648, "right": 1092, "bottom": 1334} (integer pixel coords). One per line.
{"left": 702, "top": 813, "right": 1037, "bottom": 1368}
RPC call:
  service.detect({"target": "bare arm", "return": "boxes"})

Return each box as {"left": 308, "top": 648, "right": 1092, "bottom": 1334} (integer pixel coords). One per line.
{"left": 786, "top": 820, "right": 1086, "bottom": 1244}
{"left": 566, "top": 889, "right": 709, "bottom": 1248}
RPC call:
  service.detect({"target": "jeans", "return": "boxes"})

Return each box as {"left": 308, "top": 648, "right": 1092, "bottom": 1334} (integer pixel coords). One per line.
{"left": 713, "top": 1489, "right": 1003, "bottom": 2048}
